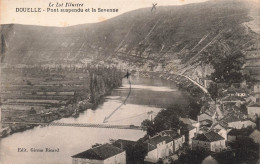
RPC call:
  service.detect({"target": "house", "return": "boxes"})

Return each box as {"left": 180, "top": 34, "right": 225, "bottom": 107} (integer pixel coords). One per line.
{"left": 144, "top": 130, "right": 185, "bottom": 163}
{"left": 247, "top": 103, "right": 260, "bottom": 118}
{"left": 179, "top": 117, "right": 199, "bottom": 131}
{"left": 235, "top": 91, "right": 247, "bottom": 97}
{"left": 199, "top": 77, "right": 213, "bottom": 88}
{"left": 214, "top": 129, "right": 228, "bottom": 141}
{"left": 240, "top": 80, "right": 247, "bottom": 88}
{"left": 220, "top": 103, "right": 246, "bottom": 119}
{"left": 244, "top": 95, "right": 257, "bottom": 105}
{"left": 192, "top": 131, "right": 226, "bottom": 152}
{"left": 198, "top": 113, "right": 214, "bottom": 123}
{"left": 199, "top": 120, "right": 213, "bottom": 128}
{"left": 112, "top": 139, "right": 136, "bottom": 150}
{"left": 181, "top": 124, "right": 197, "bottom": 145}
{"left": 198, "top": 103, "right": 216, "bottom": 122}
{"left": 112, "top": 139, "right": 136, "bottom": 163}
{"left": 227, "top": 127, "right": 255, "bottom": 142}
{"left": 71, "top": 144, "right": 126, "bottom": 164}
{"left": 249, "top": 130, "right": 260, "bottom": 144}
{"left": 159, "top": 130, "right": 185, "bottom": 152}
{"left": 220, "top": 96, "right": 246, "bottom": 107}
{"left": 226, "top": 89, "right": 236, "bottom": 97}
{"left": 253, "top": 84, "right": 260, "bottom": 93}
{"left": 179, "top": 118, "right": 199, "bottom": 144}
{"left": 221, "top": 115, "right": 256, "bottom": 129}
{"left": 212, "top": 122, "right": 230, "bottom": 140}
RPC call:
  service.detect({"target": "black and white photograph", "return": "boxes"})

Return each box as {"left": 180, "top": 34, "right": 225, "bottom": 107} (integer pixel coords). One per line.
{"left": 0, "top": 0, "right": 259, "bottom": 163}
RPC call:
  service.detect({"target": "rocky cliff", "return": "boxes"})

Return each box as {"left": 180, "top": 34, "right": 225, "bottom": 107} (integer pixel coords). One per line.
{"left": 1, "top": 0, "right": 259, "bottom": 80}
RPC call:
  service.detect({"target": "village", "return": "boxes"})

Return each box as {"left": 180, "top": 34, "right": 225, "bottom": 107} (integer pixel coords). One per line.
{"left": 71, "top": 73, "right": 260, "bottom": 164}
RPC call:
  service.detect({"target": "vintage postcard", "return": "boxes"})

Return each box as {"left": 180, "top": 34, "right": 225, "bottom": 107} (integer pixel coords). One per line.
{"left": 0, "top": 0, "right": 259, "bottom": 163}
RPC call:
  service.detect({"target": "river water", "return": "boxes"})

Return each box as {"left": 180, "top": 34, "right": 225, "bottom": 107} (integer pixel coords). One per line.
{"left": 0, "top": 76, "right": 190, "bottom": 164}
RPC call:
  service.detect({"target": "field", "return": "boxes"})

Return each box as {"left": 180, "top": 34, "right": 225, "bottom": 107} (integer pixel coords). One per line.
{"left": 0, "top": 66, "right": 90, "bottom": 122}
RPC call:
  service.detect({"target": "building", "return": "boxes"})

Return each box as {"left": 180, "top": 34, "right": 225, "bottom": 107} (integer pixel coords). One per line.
{"left": 214, "top": 129, "right": 228, "bottom": 141}
{"left": 112, "top": 139, "right": 136, "bottom": 150}
{"left": 227, "top": 127, "right": 255, "bottom": 142}
{"left": 235, "top": 91, "right": 247, "bottom": 97}
{"left": 199, "top": 120, "right": 213, "bottom": 128}
{"left": 253, "top": 84, "right": 260, "bottom": 93}
{"left": 211, "top": 122, "right": 230, "bottom": 140}
{"left": 144, "top": 130, "right": 185, "bottom": 163}
{"left": 220, "top": 96, "right": 246, "bottom": 107}
{"left": 179, "top": 117, "right": 199, "bottom": 144}
{"left": 71, "top": 144, "right": 126, "bottom": 164}
{"left": 182, "top": 124, "right": 197, "bottom": 145}
{"left": 247, "top": 103, "right": 260, "bottom": 117}
{"left": 112, "top": 139, "right": 136, "bottom": 163}
{"left": 198, "top": 102, "right": 217, "bottom": 122}
{"left": 221, "top": 115, "right": 256, "bottom": 129}
{"left": 179, "top": 117, "right": 199, "bottom": 131}
{"left": 226, "top": 89, "right": 236, "bottom": 97}
{"left": 192, "top": 131, "right": 226, "bottom": 152}
{"left": 245, "top": 95, "right": 257, "bottom": 105}
{"left": 198, "top": 77, "right": 213, "bottom": 88}
{"left": 249, "top": 130, "right": 260, "bottom": 144}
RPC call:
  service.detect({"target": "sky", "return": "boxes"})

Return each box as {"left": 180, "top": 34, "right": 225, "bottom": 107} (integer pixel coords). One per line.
{"left": 0, "top": 0, "right": 209, "bottom": 27}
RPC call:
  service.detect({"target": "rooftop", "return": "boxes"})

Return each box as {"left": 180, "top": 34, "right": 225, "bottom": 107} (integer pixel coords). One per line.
{"left": 160, "top": 130, "right": 182, "bottom": 139}
{"left": 179, "top": 117, "right": 198, "bottom": 125}
{"left": 112, "top": 139, "right": 136, "bottom": 149}
{"left": 228, "top": 128, "right": 254, "bottom": 136}
{"left": 71, "top": 144, "right": 124, "bottom": 160}
{"left": 221, "top": 115, "right": 244, "bottom": 123}
{"left": 147, "top": 135, "right": 172, "bottom": 146}
{"left": 221, "top": 96, "right": 245, "bottom": 102}
{"left": 212, "top": 121, "right": 229, "bottom": 130}
{"left": 146, "top": 130, "right": 182, "bottom": 147}
{"left": 194, "top": 131, "right": 224, "bottom": 142}
{"left": 186, "top": 124, "right": 196, "bottom": 131}
{"left": 199, "top": 119, "right": 213, "bottom": 127}
{"left": 249, "top": 130, "right": 260, "bottom": 144}
{"left": 248, "top": 103, "right": 260, "bottom": 107}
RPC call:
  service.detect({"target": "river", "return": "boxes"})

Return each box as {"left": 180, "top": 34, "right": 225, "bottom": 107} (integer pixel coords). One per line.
{"left": 0, "top": 76, "right": 190, "bottom": 164}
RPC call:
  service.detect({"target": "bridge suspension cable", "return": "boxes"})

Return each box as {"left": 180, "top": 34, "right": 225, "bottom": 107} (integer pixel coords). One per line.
{"left": 1, "top": 121, "right": 142, "bottom": 130}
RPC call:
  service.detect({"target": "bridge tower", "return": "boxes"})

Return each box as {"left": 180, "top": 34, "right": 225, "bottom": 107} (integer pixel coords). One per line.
{"left": 147, "top": 111, "right": 154, "bottom": 122}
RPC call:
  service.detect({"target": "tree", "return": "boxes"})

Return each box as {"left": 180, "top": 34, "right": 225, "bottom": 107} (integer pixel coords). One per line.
{"left": 141, "top": 119, "right": 155, "bottom": 136}
{"left": 210, "top": 50, "right": 246, "bottom": 85}
{"left": 131, "top": 141, "right": 148, "bottom": 164}
{"left": 208, "top": 83, "right": 218, "bottom": 101}
{"left": 29, "top": 107, "right": 36, "bottom": 115}
{"left": 141, "top": 106, "right": 186, "bottom": 136}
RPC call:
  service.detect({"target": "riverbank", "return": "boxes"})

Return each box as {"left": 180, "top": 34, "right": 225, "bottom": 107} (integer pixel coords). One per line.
{"left": 1, "top": 70, "right": 209, "bottom": 137}
{"left": 138, "top": 71, "right": 212, "bottom": 112}
{"left": 1, "top": 89, "right": 115, "bottom": 138}
{"left": 1, "top": 66, "right": 123, "bottom": 138}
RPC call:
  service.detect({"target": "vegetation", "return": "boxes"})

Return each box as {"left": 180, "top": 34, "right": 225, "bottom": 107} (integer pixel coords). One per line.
{"left": 207, "top": 82, "right": 226, "bottom": 101}
{"left": 89, "top": 67, "right": 122, "bottom": 105}
{"left": 141, "top": 105, "right": 187, "bottom": 136}
{"left": 176, "top": 150, "right": 209, "bottom": 164}
{"left": 210, "top": 50, "right": 246, "bottom": 86}
{"left": 1, "top": 65, "right": 123, "bottom": 136}
{"left": 130, "top": 141, "right": 148, "bottom": 164}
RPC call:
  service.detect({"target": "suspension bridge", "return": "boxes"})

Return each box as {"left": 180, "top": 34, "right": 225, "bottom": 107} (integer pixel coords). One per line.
{"left": 1, "top": 121, "right": 142, "bottom": 130}
{"left": 1, "top": 110, "right": 159, "bottom": 130}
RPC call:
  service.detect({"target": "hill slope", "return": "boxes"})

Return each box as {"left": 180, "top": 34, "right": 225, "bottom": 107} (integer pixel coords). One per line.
{"left": 1, "top": 0, "right": 259, "bottom": 80}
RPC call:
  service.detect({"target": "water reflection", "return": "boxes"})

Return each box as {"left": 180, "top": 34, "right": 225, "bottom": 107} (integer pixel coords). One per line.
{"left": 0, "top": 77, "right": 189, "bottom": 164}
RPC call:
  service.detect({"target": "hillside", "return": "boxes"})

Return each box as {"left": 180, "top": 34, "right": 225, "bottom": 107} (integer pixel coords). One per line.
{"left": 1, "top": 0, "right": 259, "bottom": 80}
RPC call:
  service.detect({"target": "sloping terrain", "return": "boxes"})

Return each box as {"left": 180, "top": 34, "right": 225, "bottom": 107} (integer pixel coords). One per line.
{"left": 1, "top": 0, "right": 259, "bottom": 80}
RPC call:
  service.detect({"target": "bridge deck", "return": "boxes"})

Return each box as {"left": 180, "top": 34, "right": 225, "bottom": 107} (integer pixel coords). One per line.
{"left": 1, "top": 121, "right": 142, "bottom": 130}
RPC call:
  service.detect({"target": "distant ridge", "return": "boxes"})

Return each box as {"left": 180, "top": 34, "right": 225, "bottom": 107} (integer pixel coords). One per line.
{"left": 1, "top": 0, "right": 259, "bottom": 80}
